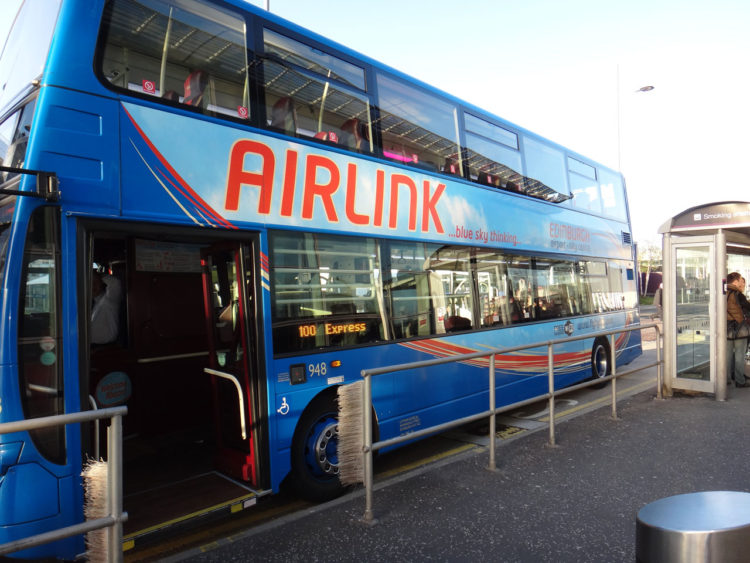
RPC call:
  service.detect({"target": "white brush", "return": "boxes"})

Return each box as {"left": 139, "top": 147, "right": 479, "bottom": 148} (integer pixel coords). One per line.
{"left": 82, "top": 459, "right": 108, "bottom": 562}
{"left": 337, "top": 381, "right": 364, "bottom": 485}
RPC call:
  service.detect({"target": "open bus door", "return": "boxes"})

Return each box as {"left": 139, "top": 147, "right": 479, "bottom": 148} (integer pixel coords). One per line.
{"left": 201, "top": 242, "right": 267, "bottom": 489}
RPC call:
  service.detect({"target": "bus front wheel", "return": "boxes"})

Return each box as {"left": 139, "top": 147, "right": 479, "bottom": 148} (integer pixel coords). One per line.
{"left": 290, "top": 392, "right": 345, "bottom": 503}
{"left": 590, "top": 337, "right": 611, "bottom": 388}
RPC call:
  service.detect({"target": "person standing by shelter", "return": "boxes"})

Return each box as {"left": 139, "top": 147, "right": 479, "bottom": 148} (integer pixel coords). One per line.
{"left": 653, "top": 283, "right": 663, "bottom": 319}
{"left": 726, "top": 272, "right": 750, "bottom": 387}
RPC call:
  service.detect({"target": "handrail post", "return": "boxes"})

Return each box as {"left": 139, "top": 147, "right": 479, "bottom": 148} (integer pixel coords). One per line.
{"left": 107, "top": 414, "right": 124, "bottom": 563}
{"left": 656, "top": 325, "right": 663, "bottom": 399}
{"left": 487, "top": 354, "right": 496, "bottom": 472}
{"left": 362, "top": 373, "right": 375, "bottom": 523}
{"left": 610, "top": 333, "right": 618, "bottom": 420}
{"left": 547, "top": 343, "right": 556, "bottom": 446}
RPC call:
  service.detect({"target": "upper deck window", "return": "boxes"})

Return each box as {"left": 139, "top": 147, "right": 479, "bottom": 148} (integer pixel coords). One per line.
{"left": 598, "top": 169, "right": 628, "bottom": 222}
{"left": 463, "top": 113, "right": 523, "bottom": 193}
{"left": 522, "top": 136, "right": 570, "bottom": 202}
{"left": 263, "top": 29, "right": 365, "bottom": 91}
{"left": 98, "top": 0, "right": 251, "bottom": 119}
{"left": 376, "top": 73, "right": 461, "bottom": 176}
{"left": 567, "top": 156, "right": 601, "bottom": 214}
{"left": 260, "top": 29, "right": 372, "bottom": 152}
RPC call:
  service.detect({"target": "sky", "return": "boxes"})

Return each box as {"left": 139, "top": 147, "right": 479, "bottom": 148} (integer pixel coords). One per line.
{"left": 2, "top": 0, "right": 749, "bottom": 245}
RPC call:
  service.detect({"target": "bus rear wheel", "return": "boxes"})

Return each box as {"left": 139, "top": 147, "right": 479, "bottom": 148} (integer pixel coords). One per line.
{"left": 290, "top": 393, "right": 345, "bottom": 503}
{"left": 590, "top": 337, "right": 611, "bottom": 388}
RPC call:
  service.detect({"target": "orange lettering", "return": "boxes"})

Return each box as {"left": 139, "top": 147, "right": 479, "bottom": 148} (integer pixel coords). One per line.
{"left": 225, "top": 140, "right": 275, "bottom": 213}
{"left": 374, "top": 169, "right": 385, "bottom": 227}
{"left": 345, "top": 163, "right": 369, "bottom": 226}
{"left": 422, "top": 181, "right": 446, "bottom": 233}
{"left": 280, "top": 149, "right": 298, "bottom": 217}
{"left": 389, "top": 174, "right": 417, "bottom": 231}
{"left": 302, "top": 155, "right": 339, "bottom": 221}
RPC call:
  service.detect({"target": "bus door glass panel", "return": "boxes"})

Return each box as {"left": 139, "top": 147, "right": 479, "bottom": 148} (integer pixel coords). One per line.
{"left": 99, "top": 0, "right": 251, "bottom": 119}
{"left": 269, "top": 231, "right": 387, "bottom": 354}
{"left": 475, "top": 250, "right": 516, "bottom": 327}
{"left": 383, "top": 241, "right": 437, "bottom": 339}
{"left": 575, "top": 261, "right": 604, "bottom": 314}
{"left": 507, "top": 257, "right": 533, "bottom": 321}
{"left": 202, "top": 243, "right": 262, "bottom": 486}
{"left": 18, "top": 206, "right": 64, "bottom": 464}
{"left": 531, "top": 258, "right": 578, "bottom": 320}
{"left": 375, "top": 73, "right": 461, "bottom": 176}
{"left": 549, "top": 261, "right": 583, "bottom": 318}
{"left": 426, "top": 246, "right": 473, "bottom": 333}
{"left": 260, "top": 28, "right": 372, "bottom": 151}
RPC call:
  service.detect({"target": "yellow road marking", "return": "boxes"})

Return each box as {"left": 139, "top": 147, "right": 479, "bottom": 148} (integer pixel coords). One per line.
{"left": 539, "top": 380, "right": 654, "bottom": 422}
{"left": 376, "top": 443, "right": 478, "bottom": 480}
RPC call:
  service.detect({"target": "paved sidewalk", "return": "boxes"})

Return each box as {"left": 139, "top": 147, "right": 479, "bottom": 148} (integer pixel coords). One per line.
{"left": 172, "top": 350, "right": 750, "bottom": 563}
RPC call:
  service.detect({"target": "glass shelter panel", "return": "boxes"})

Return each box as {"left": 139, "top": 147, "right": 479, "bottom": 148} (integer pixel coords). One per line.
{"left": 675, "top": 246, "right": 711, "bottom": 380}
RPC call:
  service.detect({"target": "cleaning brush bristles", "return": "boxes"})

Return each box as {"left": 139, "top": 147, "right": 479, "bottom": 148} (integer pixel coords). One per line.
{"left": 337, "top": 381, "right": 364, "bottom": 485}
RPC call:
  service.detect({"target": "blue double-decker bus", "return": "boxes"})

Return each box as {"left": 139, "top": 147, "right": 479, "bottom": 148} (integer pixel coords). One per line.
{"left": 0, "top": 0, "right": 641, "bottom": 558}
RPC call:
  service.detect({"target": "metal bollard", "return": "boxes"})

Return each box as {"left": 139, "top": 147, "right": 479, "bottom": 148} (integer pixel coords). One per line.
{"left": 636, "top": 491, "right": 750, "bottom": 562}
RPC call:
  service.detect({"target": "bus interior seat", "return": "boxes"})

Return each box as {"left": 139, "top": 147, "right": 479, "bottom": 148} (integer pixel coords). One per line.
{"left": 162, "top": 90, "right": 179, "bottom": 101}
{"left": 270, "top": 96, "right": 297, "bottom": 135}
{"left": 444, "top": 315, "right": 471, "bottom": 332}
{"left": 183, "top": 70, "right": 208, "bottom": 108}
{"left": 443, "top": 158, "right": 461, "bottom": 176}
{"left": 314, "top": 131, "right": 339, "bottom": 143}
{"left": 330, "top": 302, "right": 356, "bottom": 316}
{"left": 477, "top": 171, "right": 493, "bottom": 185}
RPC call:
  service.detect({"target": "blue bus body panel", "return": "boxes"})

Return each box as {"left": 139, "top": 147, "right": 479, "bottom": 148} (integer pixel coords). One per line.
{"left": 266, "top": 310, "right": 641, "bottom": 490}
{"left": 118, "top": 102, "right": 632, "bottom": 259}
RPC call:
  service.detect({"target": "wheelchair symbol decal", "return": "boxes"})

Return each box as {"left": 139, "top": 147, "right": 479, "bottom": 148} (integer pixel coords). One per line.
{"left": 277, "top": 397, "right": 290, "bottom": 416}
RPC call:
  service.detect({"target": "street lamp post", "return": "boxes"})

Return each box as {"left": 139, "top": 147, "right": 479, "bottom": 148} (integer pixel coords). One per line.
{"left": 616, "top": 65, "right": 655, "bottom": 171}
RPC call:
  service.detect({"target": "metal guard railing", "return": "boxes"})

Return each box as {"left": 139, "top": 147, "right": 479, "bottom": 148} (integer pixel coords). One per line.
{"left": 0, "top": 406, "right": 128, "bottom": 562}
{"left": 357, "top": 322, "right": 662, "bottom": 523}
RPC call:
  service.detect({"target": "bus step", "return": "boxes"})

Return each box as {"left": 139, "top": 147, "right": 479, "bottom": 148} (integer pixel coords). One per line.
{"left": 122, "top": 471, "right": 271, "bottom": 552}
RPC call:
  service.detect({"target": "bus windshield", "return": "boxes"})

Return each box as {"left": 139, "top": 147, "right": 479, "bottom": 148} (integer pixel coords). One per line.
{"left": 0, "top": 0, "right": 61, "bottom": 111}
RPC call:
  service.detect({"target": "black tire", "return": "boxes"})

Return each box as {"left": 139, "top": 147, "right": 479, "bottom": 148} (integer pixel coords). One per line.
{"left": 590, "top": 337, "right": 611, "bottom": 388}
{"left": 290, "top": 392, "right": 345, "bottom": 502}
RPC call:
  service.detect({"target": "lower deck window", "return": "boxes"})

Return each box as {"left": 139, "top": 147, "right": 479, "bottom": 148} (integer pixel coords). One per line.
{"left": 269, "top": 230, "right": 637, "bottom": 356}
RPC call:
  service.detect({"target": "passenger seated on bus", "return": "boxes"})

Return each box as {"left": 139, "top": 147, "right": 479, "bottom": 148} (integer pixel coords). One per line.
{"left": 162, "top": 90, "right": 179, "bottom": 101}
{"left": 270, "top": 96, "right": 297, "bottom": 135}
{"left": 91, "top": 272, "right": 122, "bottom": 345}
{"left": 444, "top": 315, "right": 471, "bottom": 333}
{"left": 442, "top": 157, "right": 461, "bottom": 176}
{"left": 341, "top": 118, "right": 365, "bottom": 151}
{"left": 183, "top": 70, "right": 209, "bottom": 108}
